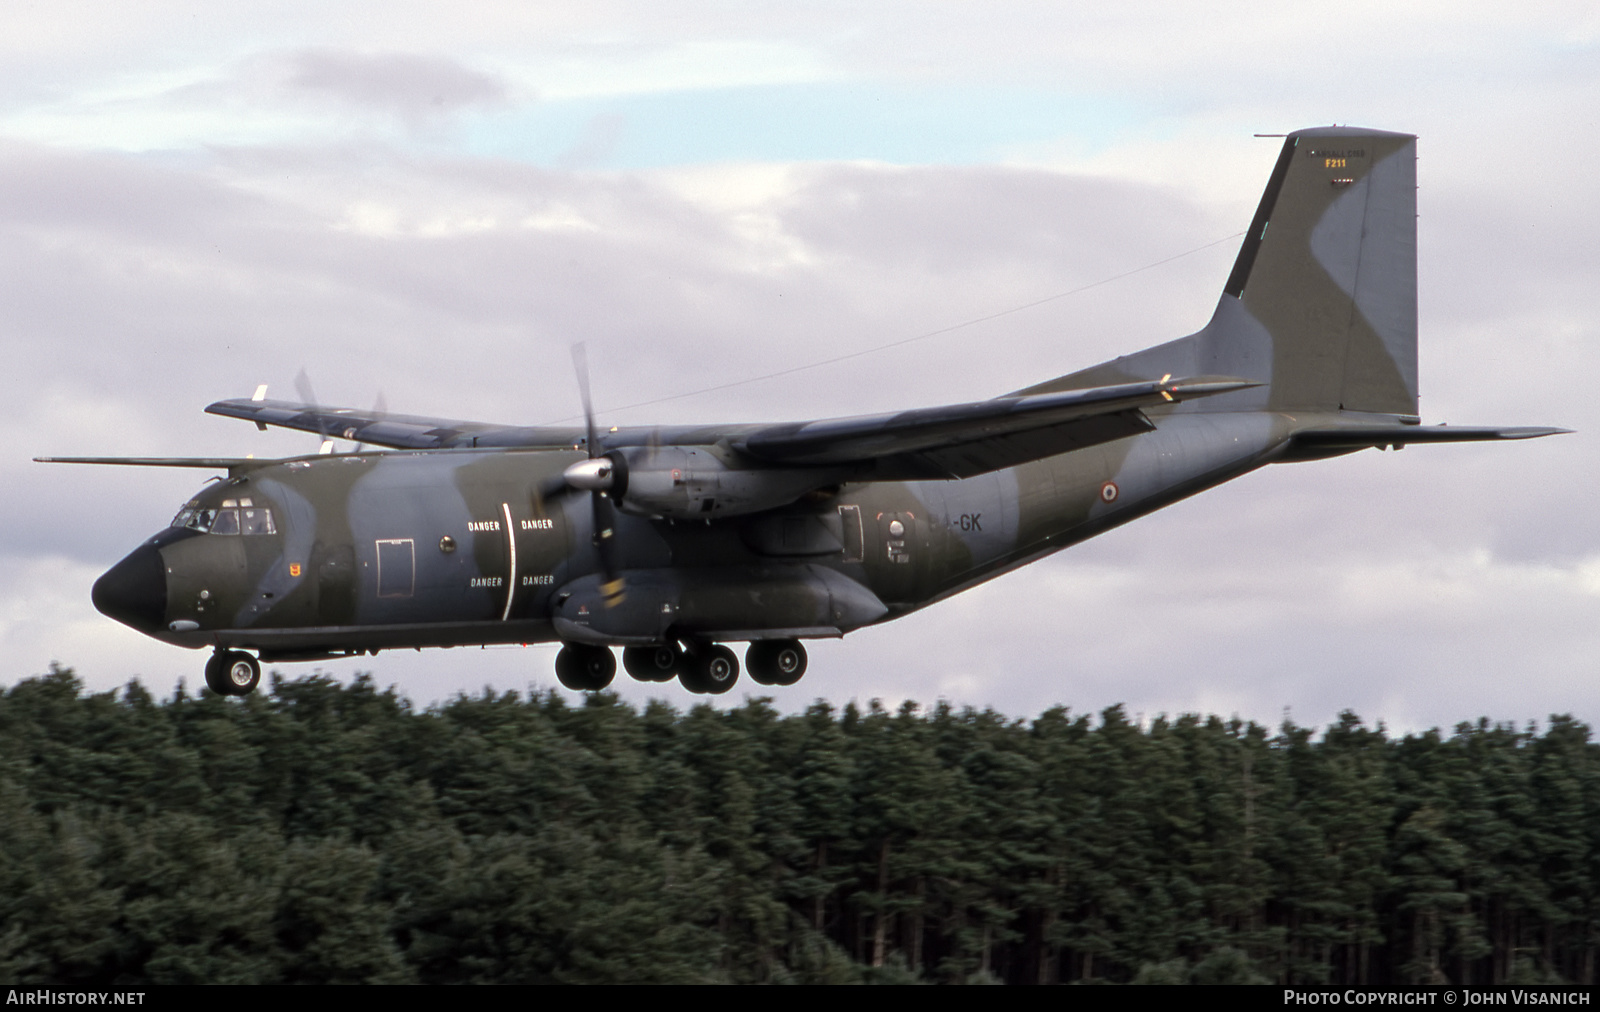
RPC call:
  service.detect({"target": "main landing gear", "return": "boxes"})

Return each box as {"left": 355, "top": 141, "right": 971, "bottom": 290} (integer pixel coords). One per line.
{"left": 624, "top": 642, "right": 737, "bottom": 695}
{"left": 679, "top": 644, "right": 740, "bottom": 695}
{"left": 745, "top": 640, "right": 807, "bottom": 686}
{"left": 204, "top": 650, "right": 261, "bottom": 696}
{"left": 554, "top": 643, "right": 617, "bottom": 692}
{"left": 555, "top": 639, "right": 808, "bottom": 694}
{"left": 622, "top": 645, "right": 680, "bottom": 683}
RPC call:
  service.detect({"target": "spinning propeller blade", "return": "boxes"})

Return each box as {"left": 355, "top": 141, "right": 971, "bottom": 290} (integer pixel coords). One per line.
{"left": 351, "top": 390, "right": 387, "bottom": 454}
{"left": 294, "top": 369, "right": 336, "bottom": 455}
{"left": 569, "top": 343, "right": 625, "bottom": 607}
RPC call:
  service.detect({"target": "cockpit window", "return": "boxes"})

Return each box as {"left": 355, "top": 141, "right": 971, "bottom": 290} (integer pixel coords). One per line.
{"left": 169, "top": 505, "right": 276, "bottom": 535}
{"left": 241, "top": 508, "right": 276, "bottom": 536}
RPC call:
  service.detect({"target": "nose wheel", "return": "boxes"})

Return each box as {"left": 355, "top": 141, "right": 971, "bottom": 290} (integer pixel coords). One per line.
{"left": 204, "top": 650, "right": 261, "bottom": 696}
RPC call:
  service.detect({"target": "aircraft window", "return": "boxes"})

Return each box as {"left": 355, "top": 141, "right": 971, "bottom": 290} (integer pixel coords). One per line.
{"left": 180, "top": 509, "right": 217, "bottom": 532}
{"left": 170, "top": 509, "right": 195, "bottom": 529}
{"left": 241, "top": 508, "right": 277, "bottom": 536}
{"left": 209, "top": 508, "right": 241, "bottom": 535}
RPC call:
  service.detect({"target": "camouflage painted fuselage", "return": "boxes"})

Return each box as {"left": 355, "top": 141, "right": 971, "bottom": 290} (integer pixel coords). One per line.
{"left": 115, "top": 408, "right": 1299, "bottom": 661}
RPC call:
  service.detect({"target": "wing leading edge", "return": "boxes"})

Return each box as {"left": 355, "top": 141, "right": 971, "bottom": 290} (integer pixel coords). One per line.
{"left": 204, "top": 398, "right": 583, "bottom": 450}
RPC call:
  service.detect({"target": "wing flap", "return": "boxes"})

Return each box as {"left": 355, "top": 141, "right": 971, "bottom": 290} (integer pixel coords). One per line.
{"left": 871, "top": 411, "right": 1155, "bottom": 479}
{"left": 736, "top": 376, "right": 1256, "bottom": 477}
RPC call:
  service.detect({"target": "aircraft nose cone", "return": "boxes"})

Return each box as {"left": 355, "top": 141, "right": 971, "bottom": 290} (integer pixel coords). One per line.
{"left": 92, "top": 544, "right": 167, "bottom": 633}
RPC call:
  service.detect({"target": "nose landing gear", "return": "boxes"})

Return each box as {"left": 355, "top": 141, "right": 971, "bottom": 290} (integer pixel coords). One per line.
{"left": 204, "top": 650, "right": 261, "bottom": 696}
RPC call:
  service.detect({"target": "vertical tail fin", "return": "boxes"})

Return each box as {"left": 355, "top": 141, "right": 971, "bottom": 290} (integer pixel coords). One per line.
{"left": 1033, "top": 126, "right": 1419, "bottom": 418}
{"left": 1224, "top": 127, "right": 1417, "bottom": 415}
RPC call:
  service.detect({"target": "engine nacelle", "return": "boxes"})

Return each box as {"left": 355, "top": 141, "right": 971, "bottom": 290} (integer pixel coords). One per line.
{"left": 603, "top": 446, "right": 846, "bottom": 519}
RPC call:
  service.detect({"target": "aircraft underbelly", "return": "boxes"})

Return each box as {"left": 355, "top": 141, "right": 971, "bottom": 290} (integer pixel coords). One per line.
{"left": 551, "top": 564, "right": 887, "bottom": 646}
{"left": 213, "top": 618, "right": 559, "bottom": 653}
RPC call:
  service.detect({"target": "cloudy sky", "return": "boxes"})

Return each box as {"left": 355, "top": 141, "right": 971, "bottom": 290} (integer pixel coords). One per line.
{"left": 4, "top": 2, "right": 1596, "bottom": 734}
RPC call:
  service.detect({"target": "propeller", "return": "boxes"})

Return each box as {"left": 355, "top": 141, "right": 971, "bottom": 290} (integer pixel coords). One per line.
{"left": 294, "top": 370, "right": 388, "bottom": 454}
{"left": 565, "top": 343, "right": 627, "bottom": 607}
{"left": 351, "top": 390, "right": 387, "bottom": 454}
{"left": 294, "top": 369, "right": 336, "bottom": 455}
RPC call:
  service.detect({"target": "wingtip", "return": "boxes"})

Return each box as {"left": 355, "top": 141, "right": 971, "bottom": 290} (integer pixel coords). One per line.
{"left": 1166, "top": 375, "right": 1266, "bottom": 397}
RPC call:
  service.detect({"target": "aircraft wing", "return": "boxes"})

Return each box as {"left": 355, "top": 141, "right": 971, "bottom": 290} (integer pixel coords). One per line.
{"left": 735, "top": 376, "right": 1258, "bottom": 479}
{"left": 208, "top": 376, "right": 1256, "bottom": 479}
{"left": 204, "top": 398, "right": 583, "bottom": 450}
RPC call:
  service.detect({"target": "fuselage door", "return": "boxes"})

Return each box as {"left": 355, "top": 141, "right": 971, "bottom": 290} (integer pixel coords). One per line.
{"left": 376, "top": 538, "right": 416, "bottom": 598}
{"left": 838, "top": 504, "right": 864, "bottom": 563}
{"left": 315, "top": 543, "right": 356, "bottom": 625}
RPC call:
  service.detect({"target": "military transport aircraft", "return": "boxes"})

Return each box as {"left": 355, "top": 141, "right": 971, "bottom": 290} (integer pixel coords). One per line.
{"left": 40, "top": 126, "right": 1564, "bottom": 697}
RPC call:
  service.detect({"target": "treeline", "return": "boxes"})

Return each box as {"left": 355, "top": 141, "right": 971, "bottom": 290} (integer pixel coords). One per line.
{"left": 1, "top": 666, "right": 1596, "bottom": 985}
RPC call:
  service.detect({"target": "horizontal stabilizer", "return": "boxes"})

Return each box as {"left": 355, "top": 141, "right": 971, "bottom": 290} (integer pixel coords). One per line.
{"left": 1282, "top": 425, "right": 1570, "bottom": 461}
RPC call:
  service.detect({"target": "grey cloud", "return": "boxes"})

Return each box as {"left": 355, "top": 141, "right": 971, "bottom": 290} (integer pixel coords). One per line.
{"left": 280, "top": 49, "right": 509, "bottom": 123}
{"left": 779, "top": 165, "right": 1210, "bottom": 275}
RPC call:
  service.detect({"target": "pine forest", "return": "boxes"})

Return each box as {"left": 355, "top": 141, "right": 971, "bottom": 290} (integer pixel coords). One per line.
{"left": 2, "top": 665, "right": 1597, "bottom": 985}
